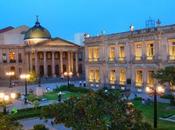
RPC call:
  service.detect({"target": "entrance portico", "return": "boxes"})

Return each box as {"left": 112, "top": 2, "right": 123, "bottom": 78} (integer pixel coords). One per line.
{"left": 25, "top": 38, "right": 80, "bottom": 77}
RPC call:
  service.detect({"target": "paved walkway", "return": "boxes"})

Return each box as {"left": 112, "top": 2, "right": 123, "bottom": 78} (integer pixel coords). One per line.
{"left": 19, "top": 118, "right": 72, "bottom": 130}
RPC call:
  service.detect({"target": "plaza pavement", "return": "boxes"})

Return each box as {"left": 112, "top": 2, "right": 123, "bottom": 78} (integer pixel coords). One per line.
{"left": 19, "top": 117, "right": 72, "bottom": 130}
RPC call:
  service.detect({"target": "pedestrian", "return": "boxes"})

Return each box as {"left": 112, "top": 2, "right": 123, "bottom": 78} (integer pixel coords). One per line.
{"left": 83, "top": 81, "right": 86, "bottom": 87}
{"left": 79, "top": 81, "right": 82, "bottom": 87}
{"left": 51, "top": 120, "right": 54, "bottom": 126}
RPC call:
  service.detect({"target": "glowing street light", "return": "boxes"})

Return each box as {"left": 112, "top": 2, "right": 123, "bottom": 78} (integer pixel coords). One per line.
{"left": 64, "top": 72, "right": 73, "bottom": 87}
{"left": 6, "top": 71, "right": 15, "bottom": 88}
{"left": 0, "top": 92, "right": 16, "bottom": 114}
{"left": 145, "top": 85, "right": 165, "bottom": 128}
{"left": 20, "top": 73, "right": 30, "bottom": 104}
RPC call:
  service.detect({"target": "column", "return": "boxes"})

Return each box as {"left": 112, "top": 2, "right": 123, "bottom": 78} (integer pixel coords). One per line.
{"left": 26, "top": 52, "right": 30, "bottom": 73}
{"left": 70, "top": 52, "right": 74, "bottom": 72}
{"left": 34, "top": 51, "right": 38, "bottom": 76}
{"left": 68, "top": 52, "right": 71, "bottom": 72}
{"left": 43, "top": 51, "right": 47, "bottom": 76}
{"left": 60, "top": 51, "right": 63, "bottom": 76}
{"left": 52, "top": 51, "right": 56, "bottom": 77}
{"left": 29, "top": 52, "right": 33, "bottom": 71}
{"left": 75, "top": 52, "right": 79, "bottom": 75}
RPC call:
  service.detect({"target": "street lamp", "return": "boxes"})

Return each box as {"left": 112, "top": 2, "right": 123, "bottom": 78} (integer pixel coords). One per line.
{"left": 6, "top": 71, "right": 15, "bottom": 88}
{"left": 58, "top": 91, "right": 62, "bottom": 102}
{"left": 64, "top": 72, "right": 73, "bottom": 87}
{"left": 20, "top": 74, "right": 30, "bottom": 104}
{"left": 0, "top": 92, "right": 16, "bottom": 114}
{"left": 145, "top": 85, "right": 165, "bottom": 128}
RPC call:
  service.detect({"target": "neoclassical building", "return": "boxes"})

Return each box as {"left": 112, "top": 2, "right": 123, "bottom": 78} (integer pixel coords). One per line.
{"left": 0, "top": 19, "right": 84, "bottom": 79}
{"left": 85, "top": 24, "right": 175, "bottom": 92}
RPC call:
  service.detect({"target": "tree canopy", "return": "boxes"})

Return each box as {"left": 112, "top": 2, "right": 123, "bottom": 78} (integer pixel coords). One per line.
{"left": 43, "top": 90, "right": 152, "bottom": 130}
{"left": 154, "top": 66, "right": 175, "bottom": 86}
{"left": 0, "top": 113, "right": 23, "bottom": 130}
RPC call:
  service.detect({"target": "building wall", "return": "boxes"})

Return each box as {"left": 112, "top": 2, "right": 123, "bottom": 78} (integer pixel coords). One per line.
{"left": 85, "top": 25, "right": 175, "bottom": 92}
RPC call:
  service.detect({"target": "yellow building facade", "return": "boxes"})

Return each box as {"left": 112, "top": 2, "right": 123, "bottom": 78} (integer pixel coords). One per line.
{"left": 85, "top": 24, "right": 175, "bottom": 92}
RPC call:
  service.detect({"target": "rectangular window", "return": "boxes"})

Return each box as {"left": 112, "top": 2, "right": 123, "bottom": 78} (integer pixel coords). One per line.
{"left": 47, "top": 52, "right": 51, "bottom": 59}
{"left": 109, "top": 47, "right": 115, "bottom": 61}
{"left": 147, "top": 71, "right": 154, "bottom": 85}
{"left": 136, "top": 70, "right": 143, "bottom": 87}
{"left": 88, "top": 48, "right": 93, "bottom": 61}
{"left": 78, "top": 53, "right": 82, "bottom": 61}
{"left": 88, "top": 69, "right": 100, "bottom": 83}
{"left": 109, "top": 69, "right": 116, "bottom": 84}
{"left": 18, "top": 53, "right": 22, "bottom": 63}
{"left": 135, "top": 44, "right": 142, "bottom": 60}
{"left": 9, "top": 51, "right": 16, "bottom": 63}
{"left": 147, "top": 43, "right": 154, "bottom": 60}
{"left": 93, "top": 48, "right": 99, "bottom": 61}
{"left": 169, "top": 42, "right": 175, "bottom": 60}
{"left": 89, "top": 70, "right": 94, "bottom": 82}
{"left": 119, "top": 46, "right": 125, "bottom": 61}
{"left": 38, "top": 52, "right": 43, "bottom": 59}
{"left": 119, "top": 69, "right": 126, "bottom": 85}
{"left": 88, "top": 47, "right": 99, "bottom": 61}
{"left": 2, "top": 53, "right": 7, "bottom": 63}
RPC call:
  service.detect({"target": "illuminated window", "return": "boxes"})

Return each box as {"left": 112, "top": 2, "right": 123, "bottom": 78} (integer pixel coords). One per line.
{"left": 9, "top": 51, "right": 15, "bottom": 63}
{"left": 147, "top": 71, "right": 154, "bottom": 85}
{"left": 119, "top": 69, "right": 126, "bottom": 85}
{"left": 89, "top": 70, "right": 94, "bottom": 82}
{"left": 88, "top": 69, "right": 100, "bottom": 83}
{"left": 109, "top": 69, "right": 116, "bottom": 84}
{"left": 93, "top": 48, "right": 99, "bottom": 61}
{"left": 38, "top": 52, "right": 43, "bottom": 59}
{"left": 136, "top": 70, "right": 143, "bottom": 87}
{"left": 2, "top": 53, "right": 7, "bottom": 63}
{"left": 47, "top": 52, "right": 51, "bottom": 59}
{"left": 95, "top": 70, "right": 100, "bottom": 82}
{"left": 88, "top": 48, "right": 93, "bottom": 61}
{"left": 88, "top": 47, "right": 99, "bottom": 61}
{"left": 119, "top": 46, "right": 125, "bottom": 61}
{"left": 109, "top": 47, "right": 115, "bottom": 61}
{"left": 169, "top": 42, "right": 175, "bottom": 60}
{"left": 55, "top": 52, "right": 59, "bottom": 59}
{"left": 147, "top": 43, "right": 154, "bottom": 60}
{"left": 135, "top": 44, "right": 142, "bottom": 60}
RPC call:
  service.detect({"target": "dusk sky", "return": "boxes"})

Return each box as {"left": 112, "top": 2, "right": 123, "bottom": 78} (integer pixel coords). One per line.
{"left": 0, "top": 0, "right": 175, "bottom": 41}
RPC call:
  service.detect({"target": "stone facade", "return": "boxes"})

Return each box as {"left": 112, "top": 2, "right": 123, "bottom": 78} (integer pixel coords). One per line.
{"left": 0, "top": 23, "right": 84, "bottom": 79}
{"left": 84, "top": 24, "right": 175, "bottom": 92}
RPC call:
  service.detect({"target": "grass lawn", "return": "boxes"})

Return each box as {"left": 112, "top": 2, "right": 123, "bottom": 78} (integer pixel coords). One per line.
{"left": 133, "top": 100, "right": 175, "bottom": 130}
{"left": 42, "top": 91, "right": 84, "bottom": 100}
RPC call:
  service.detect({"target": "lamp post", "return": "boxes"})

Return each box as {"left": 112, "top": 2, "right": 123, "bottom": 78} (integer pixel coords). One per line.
{"left": 145, "top": 85, "right": 165, "bottom": 128}
{"left": 0, "top": 92, "right": 16, "bottom": 114}
{"left": 58, "top": 91, "right": 62, "bottom": 102}
{"left": 6, "top": 71, "right": 15, "bottom": 88}
{"left": 20, "top": 74, "right": 30, "bottom": 104}
{"left": 64, "top": 72, "right": 73, "bottom": 87}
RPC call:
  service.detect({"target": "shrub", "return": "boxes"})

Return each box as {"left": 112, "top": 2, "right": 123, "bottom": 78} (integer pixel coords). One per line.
{"left": 54, "top": 85, "right": 90, "bottom": 93}
{"left": 32, "top": 124, "right": 49, "bottom": 130}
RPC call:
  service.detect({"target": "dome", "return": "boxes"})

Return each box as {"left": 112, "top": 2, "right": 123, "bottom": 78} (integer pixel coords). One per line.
{"left": 24, "top": 17, "right": 51, "bottom": 40}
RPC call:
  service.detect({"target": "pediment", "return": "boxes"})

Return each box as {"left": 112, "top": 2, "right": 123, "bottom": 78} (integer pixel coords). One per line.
{"left": 32, "top": 37, "right": 79, "bottom": 47}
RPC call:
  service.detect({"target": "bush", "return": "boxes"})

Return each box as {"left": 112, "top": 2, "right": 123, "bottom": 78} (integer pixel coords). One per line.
{"left": 54, "top": 85, "right": 90, "bottom": 93}
{"left": 161, "top": 94, "right": 174, "bottom": 99}
{"left": 32, "top": 124, "right": 49, "bottom": 130}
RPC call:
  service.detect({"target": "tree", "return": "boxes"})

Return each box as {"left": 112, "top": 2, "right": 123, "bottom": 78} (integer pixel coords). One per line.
{"left": 154, "top": 66, "right": 175, "bottom": 86}
{"left": 154, "top": 66, "right": 175, "bottom": 104}
{"left": 43, "top": 90, "right": 152, "bottom": 130}
{"left": 31, "top": 124, "right": 48, "bottom": 130}
{"left": 28, "top": 71, "right": 37, "bottom": 83}
{"left": 0, "top": 113, "right": 23, "bottom": 130}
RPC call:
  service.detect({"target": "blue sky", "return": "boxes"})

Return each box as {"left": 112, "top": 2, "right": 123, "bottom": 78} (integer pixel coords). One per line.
{"left": 0, "top": 0, "right": 174, "bottom": 40}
